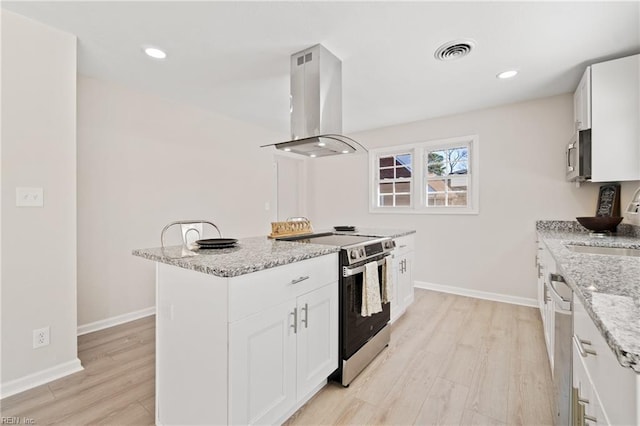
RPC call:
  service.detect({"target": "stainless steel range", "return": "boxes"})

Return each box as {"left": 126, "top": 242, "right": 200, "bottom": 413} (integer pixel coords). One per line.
{"left": 279, "top": 232, "right": 395, "bottom": 386}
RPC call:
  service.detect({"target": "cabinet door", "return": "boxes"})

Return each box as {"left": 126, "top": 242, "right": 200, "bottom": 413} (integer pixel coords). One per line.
{"left": 591, "top": 54, "right": 640, "bottom": 181}
{"left": 229, "top": 299, "right": 297, "bottom": 425}
{"left": 574, "top": 67, "right": 591, "bottom": 131}
{"left": 398, "top": 252, "right": 414, "bottom": 308}
{"left": 296, "top": 282, "right": 338, "bottom": 400}
{"left": 536, "top": 243, "right": 545, "bottom": 320}
{"left": 390, "top": 252, "right": 402, "bottom": 322}
{"left": 573, "top": 338, "right": 608, "bottom": 426}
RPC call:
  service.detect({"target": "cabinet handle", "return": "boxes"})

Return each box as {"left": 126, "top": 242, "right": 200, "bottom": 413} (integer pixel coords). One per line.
{"left": 567, "top": 142, "right": 575, "bottom": 172}
{"left": 290, "top": 276, "right": 309, "bottom": 285}
{"left": 537, "top": 261, "right": 542, "bottom": 278}
{"left": 543, "top": 283, "right": 551, "bottom": 303}
{"left": 584, "top": 414, "right": 597, "bottom": 424}
{"left": 301, "top": 303, "right": 308, "bottom": 328}
{"left": 399, "top": 245, "right": 407, "bottom": 248}
{"left": 573, "top": 335, "right": 597, "bottom": 357}
{"left": 290, "top": 308, "right": 298, "bottom": 334}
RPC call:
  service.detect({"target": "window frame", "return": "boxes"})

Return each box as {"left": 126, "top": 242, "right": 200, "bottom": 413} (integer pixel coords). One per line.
{"left": 369, "top": 135, "right": 479, "bottom": 215}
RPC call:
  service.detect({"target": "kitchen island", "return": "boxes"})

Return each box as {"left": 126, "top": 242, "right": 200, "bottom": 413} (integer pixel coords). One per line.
{"left": 133, "top": 237, "right": 340, "bottom": 425}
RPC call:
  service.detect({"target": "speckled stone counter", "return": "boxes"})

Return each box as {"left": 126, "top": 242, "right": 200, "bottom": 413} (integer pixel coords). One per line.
{"left": 536, "top": 221, "right": 640, "bottom": 372}
{"left": 133, "top": 236, "right": 339, "bottom": 278}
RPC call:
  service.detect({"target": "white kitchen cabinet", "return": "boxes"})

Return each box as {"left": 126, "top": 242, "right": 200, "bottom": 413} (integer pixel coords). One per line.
{"left": 295, "top": 283, "right": 339, "bottom": 400}
{"left": 573, "top": 343, "right": 607, "bottom": 426}
{"left": 590, "top": 54, "right": 640, "bottom": 182}
{"left": 572, "top": 295, "right": 639, "bottom": 426}
{"left": 229, "top": 282, "right": 338, "bottom": 425}
{"left": 390, "top": 234, "right": 415, "bottom": 322}
{"left": 573, "top": 66, "right": 591, "bottom": 131}
{"left": 156, "top": 254, "right": 338, "bottom": 426}
{"left": 536, "top": 241, "right": 555, "bottom": 370}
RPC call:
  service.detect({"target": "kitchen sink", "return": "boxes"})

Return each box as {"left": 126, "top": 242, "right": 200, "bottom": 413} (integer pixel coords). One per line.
{"left": 565, "top": 244, "right": 640, "bottom": 257}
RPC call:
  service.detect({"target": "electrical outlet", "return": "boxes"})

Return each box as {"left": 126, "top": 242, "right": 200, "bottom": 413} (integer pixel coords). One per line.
{"left": 16, "top": 187, "right": 44, "bottom": 207}
{"left": 33, "top": 327, "right": 50, "bottom": 349}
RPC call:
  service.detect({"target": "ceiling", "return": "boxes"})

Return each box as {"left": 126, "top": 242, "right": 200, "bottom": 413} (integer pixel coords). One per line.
{"left": 3, "top": 1, "right": 639, "bottom": 139}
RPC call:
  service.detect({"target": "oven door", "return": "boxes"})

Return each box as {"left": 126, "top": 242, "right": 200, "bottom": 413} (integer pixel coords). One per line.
{"left": 341, "top": 255, "right": 391, "bottom": 359}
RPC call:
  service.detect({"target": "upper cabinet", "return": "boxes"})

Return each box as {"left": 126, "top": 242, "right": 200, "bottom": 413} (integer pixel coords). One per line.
{"left": 573, "top": 67, "right": 591, "bottom": 131}
{"left": 591, "top": 54, "right": 640, "bottom": 182}
{"left": 574, "top": 54, "right": 640, "bottom": 182}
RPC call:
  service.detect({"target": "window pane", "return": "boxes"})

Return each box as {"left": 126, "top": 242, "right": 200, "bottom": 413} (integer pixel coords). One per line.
{"left": 396, "top": 154, "right": 411, "bottom": 167}
{"left": 395, "top": 194, "right": 411, "bottom": 206}
{"left": 427, "top": 151, "right": 445, "bottom": 164}
{"left": 396, "top": 165, "right": 412, "bottom": 178}
{"left": 427, "top": 193, "right": 446, "bottom": 206}
{"left": 448, "top": 177, "right": 468, "bottom": 191}
{"left": 427, "top": 179, "right": 446, "bottom": 193}
{"left": 451, "top": 161, "right": 468, "bottom": 175}
{"left": 379, "top": 195, "right": 393, "bottom": 207}
{"left": 379, "top": 156, "right": 394, "bottom": 167}
{"left": 448, "top": 192, "right": 468, "bottom": 206}
{"left": 426, "top": 151, "right": 445, "bottom": 177}
{"left": 380, "top": 168, "right": 394, "bottom": 180}
{"left": 379, "top": 183, "right": 393, "bottom": 194}
{"left": 395, "top": 182, "right": 410, "bottom": 193}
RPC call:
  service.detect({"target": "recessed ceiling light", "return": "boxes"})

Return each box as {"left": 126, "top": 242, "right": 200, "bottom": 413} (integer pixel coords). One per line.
{"left": 143, "top": 47, "right": 167, "bottom": 60}
{"left": 283, "top": 148, "right": 291, "bottom": 152}
{"left": 317, "top": 142, "right": 326, "bottom": 147}
{"left": 341, "top": 150, "right": 349, "bottom": 154}
{"left": 497, "top": 70, "right": 518, "bottom": 79}
{"left": 309, "top": 154, "right": 317, "bottom": 158}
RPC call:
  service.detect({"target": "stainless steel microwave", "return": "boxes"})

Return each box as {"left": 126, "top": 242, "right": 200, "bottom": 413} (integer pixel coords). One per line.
{"left": 566, "top": 129, "right": 591, "bottom": 181}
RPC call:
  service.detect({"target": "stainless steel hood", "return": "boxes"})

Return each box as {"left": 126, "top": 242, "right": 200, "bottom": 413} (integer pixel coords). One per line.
{"left": 262, "top": 44, "right": 366, "bottom": 157}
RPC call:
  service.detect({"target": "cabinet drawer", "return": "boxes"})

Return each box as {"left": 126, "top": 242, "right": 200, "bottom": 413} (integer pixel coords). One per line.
{"left": 228, "top": 254, "right": 338, "bottom": 322}
{"left": 573, "top": 296, "right": 638, "bottom": 425}
{"left": 394, "top": 234, "right": 415, "bottom": 255}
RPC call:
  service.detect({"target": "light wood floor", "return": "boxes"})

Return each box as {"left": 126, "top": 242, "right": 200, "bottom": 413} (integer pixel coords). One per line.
{"left": 1, "top": 316, "right": 156, "bottom": 425}
{"left": 285, "top": 290, "right": 554, "bottom": 425}
{"left": 1, "top": 289, "right": 554, "bottom": 425}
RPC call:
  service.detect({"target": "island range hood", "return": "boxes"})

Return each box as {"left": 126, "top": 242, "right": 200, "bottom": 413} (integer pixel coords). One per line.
{"left": 261, "top": 44, "right": 367, "bottom": 157}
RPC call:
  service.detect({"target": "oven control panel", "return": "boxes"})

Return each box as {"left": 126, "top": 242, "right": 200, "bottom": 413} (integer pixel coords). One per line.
{"left": 344, "top": 238, "right": 395, "bottom": 265}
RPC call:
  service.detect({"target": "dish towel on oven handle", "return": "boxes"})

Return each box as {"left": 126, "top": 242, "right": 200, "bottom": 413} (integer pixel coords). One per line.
{"left": 382, "top": 256, "right": 393, "bottom": 303}
{"left": 362, "top": 261, "right": 383, "bottom": 317}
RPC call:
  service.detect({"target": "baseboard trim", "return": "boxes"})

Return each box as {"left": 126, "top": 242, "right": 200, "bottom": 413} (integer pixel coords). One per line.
{"left": 77, "top": 306, "right": 155, "bottom": 336}
{"left": 1, "top": 358, "right": 83, "bottom": 399}
{"left": 414, "top": 281, "right": 537, "bottom": 308}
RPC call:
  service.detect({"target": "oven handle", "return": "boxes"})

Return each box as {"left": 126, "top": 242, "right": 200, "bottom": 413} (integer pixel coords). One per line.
{"left": 343, "top": 256, "right": 389, "bottom": 277}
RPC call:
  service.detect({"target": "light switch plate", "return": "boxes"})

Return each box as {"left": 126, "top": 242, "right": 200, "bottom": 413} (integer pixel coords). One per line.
{"left": 16, "top": 187, "right": 44, "bottom": 207}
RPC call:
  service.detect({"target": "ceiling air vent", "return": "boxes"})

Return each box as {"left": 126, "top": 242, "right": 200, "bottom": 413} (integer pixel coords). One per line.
{"left": 434, "top": 39, "right": 476, "bottom": 61}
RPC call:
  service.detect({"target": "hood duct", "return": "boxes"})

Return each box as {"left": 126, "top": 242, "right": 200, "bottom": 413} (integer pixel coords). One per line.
{"left": 262, "top": 44, "right": 367, "bottom": 157}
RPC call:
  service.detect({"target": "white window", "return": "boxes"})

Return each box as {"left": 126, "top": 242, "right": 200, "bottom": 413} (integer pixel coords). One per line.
{"left": 369, "top": 135, "right": 479, "bottom": 214}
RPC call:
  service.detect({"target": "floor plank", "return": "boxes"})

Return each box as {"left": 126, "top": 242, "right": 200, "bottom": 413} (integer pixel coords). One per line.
{"left": 1, "top": 290, "right": 554, "bottom": 426}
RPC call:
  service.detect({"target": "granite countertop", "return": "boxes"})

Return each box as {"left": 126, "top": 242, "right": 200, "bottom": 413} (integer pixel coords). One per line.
{"left": 133, "top": 236, "right": 339, "bottom": 278}
{"left": 133, "top": 228, "right": 415, "bottom": 278}
{"left": 536, "top": 221, "right": 640, "bottom": 373}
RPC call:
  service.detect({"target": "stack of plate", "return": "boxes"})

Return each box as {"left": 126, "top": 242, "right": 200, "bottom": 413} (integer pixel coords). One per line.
{"left": 195, "top": 238, "right": 238, "bottom": 249}
{"left": 334, "top": 226, "right": 356, "bottom": 232}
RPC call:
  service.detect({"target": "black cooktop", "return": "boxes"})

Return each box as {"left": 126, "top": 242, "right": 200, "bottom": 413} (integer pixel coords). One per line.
{"left": 279, "top": 233, "right": 378, "bottom": 248}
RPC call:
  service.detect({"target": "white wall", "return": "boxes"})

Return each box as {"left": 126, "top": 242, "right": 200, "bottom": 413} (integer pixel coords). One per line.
{"left": 77, "top": 76, "right": 279, "bottom": 327}
{"left": 1, "top": 11, "right": 81, "bottom": 394}
{"left": 306, "top": 94, "right": 640, "bottom": 301}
